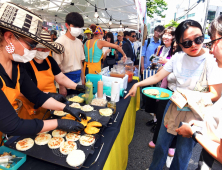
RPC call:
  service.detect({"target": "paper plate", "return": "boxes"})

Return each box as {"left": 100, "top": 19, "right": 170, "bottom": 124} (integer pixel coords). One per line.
{"left": 142, "top": 87, "right": 173, "bottom": 100}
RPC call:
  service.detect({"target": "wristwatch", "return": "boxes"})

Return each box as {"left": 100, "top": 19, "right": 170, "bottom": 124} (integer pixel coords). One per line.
{"left": 192, "top": 131, "right": 202, "bottom": 143}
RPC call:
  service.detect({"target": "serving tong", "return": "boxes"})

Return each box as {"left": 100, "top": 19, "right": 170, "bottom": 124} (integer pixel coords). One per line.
{"left": 0, "top": 156, "right": 23, "bottom": 164}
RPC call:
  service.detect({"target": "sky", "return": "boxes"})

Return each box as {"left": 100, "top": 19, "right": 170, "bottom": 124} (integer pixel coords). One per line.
{"left": 162, "top": 0, "right": 222, "bottom": 24}
{"left": 163, "top": 0, "right": 188, "bottom": 24}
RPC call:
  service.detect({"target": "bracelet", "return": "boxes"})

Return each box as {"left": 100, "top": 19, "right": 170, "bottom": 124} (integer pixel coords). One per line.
{"left": 192, "top": 131, "right": 202, "bottom": 143}
{"left": 192, "top": 132, "right": 198, "bottom": 142}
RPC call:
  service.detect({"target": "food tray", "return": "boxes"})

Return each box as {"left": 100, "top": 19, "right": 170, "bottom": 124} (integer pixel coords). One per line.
{"left": 5, "top": 131, "right": 100, "bottom": 170}
{"left": 0, "top": 146, "right": 26, "bottom": 170}
{"left": 142, "top": 87, "right": 173, "bottom": 100}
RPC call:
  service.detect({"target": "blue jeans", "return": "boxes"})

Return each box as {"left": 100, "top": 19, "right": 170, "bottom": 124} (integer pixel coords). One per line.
{"left": 149, "top": 100, "right": 197, "bottom": 170}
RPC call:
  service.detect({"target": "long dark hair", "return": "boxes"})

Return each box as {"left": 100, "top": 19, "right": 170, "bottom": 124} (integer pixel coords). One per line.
{"left": 105, "top": 32, "right": 114, "bottom": 43}
{"left": 175, "top": 20, "right": 203, "bottom": 44}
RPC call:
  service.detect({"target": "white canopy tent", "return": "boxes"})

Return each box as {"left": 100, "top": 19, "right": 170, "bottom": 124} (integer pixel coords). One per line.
{"left": 1, "top": 0, "right": 139, "bottom": 30}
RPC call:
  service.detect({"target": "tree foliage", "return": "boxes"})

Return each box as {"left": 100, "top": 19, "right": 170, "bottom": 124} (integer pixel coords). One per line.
{"left": 165, "top": 20, "right": 180, "bottom": 28}
{"left": 146, "top": 0, "right": 168, "bottom": 18}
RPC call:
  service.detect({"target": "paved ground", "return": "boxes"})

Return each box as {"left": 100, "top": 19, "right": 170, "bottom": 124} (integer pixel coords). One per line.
{"left": 126, "top": 109, "right": 202, "bottom": 170}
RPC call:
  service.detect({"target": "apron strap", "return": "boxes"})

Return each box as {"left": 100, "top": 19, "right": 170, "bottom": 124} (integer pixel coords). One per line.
{"left": 87, "top": 40, "right": 90, "bottom": 63}
{"left": 45, "top": 57, "right": 52, "bottom": 69}
{"left": 30, "top": 58, "right": 52, "bottom": 74}
{"left": 0, "top": 76, "right": 6, "bottom": 90}
{"left": 15, "top": 65, "right": 20, "bottom": 91}
{"left": 87, "top": 40, "right": 99, "bottom": 63}
{"left": 0, "top": 65, "right": 20, "bottom": 91}
{"left": 92, "top": 39, "right": 98, "bottom": 63}
{"left": 30, "top": 60, "right": 38, "bottom": 73}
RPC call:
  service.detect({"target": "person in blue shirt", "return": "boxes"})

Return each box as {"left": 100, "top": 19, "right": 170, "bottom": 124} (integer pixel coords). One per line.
{"left": 141, "top": 25, "right": 165, "bottom": 74}
{"left": 115, "top": 32, "right": 125, "bottom": 61}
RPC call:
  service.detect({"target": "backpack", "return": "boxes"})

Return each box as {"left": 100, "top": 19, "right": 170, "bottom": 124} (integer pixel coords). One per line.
{"left": 146, "top": 38, "right": 151, "bottom": 49}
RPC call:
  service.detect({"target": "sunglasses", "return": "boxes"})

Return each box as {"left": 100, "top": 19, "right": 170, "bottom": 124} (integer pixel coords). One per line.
{"left": 180, "top": 36, "right": 204, "bottom": 48}
{"left": 14, "top": 34, "right": 38, "bottom": 49}
{"left": 131, "top": 35, "right": 136, "bottom": 38}
{"left": 205, "top": 37, "right": 222, "bottom": 50}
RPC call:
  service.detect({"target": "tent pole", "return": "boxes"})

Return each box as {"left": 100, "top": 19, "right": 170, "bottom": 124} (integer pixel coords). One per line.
{"left": 138, "top": 23, "right": 144, "bottom": 77}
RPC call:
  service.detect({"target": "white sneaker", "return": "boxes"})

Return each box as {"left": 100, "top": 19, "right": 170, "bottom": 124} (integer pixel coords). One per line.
{"left": 149, "top": 113, "right": 154, "bottom": 116}
{"left": 166, "top": 156, "right": 173, "bottom": 168}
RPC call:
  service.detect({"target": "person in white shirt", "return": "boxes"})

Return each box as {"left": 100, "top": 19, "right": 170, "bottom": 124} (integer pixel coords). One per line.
{"left": 53, "top": 12, "right": 85, "bottom": 96}
{"left": 176, "top": 14, "right": 222, "bottom": 170}
{"left": 125, "top": 19, "right": 222, "bottom": 170}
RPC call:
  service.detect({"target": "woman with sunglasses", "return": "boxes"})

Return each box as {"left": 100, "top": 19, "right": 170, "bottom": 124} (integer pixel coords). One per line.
{"left": 176, "top": 14, "right": 222, "bottom": 170}
{"left": 84, "top": 24, "right": 127, "bottom": 75}
{"left": 125, "top": 20, "right": 222, "bottom": 170}
{"left": 0, "top": 3, "right": 86, "bottom": 145}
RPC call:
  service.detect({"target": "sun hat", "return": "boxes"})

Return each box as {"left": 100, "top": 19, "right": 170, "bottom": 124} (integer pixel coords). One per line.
{"left": 36, "top": 29, "right": 64, "bottom": 53}
{"left": 0, "top": 2, "right": 63, "bottom": 54}
{"left": 84, "top": 28, "right": 92, "bottom": 34}
{"left": 117, "top": 32, "right": 124, "bottom": 36}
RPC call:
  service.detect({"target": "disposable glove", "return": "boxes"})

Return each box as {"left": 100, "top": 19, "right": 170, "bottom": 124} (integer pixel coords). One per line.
{"left": 63, "top": 105, "right": 86, "bottom": 122}
{"left": 57, "top": 119, "right": 84, "bottom": 132}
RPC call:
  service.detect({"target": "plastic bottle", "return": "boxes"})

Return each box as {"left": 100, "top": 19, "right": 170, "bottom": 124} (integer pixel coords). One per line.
{"left": 85, "top": 80, "right": 93, "bottom": 104}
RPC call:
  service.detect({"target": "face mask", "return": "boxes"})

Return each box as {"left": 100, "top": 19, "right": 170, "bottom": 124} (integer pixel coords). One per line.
{"left": 12, "top": 40, "right": 37, "bottom": 63}
{"left": 53, "top": 38, "right": 57, "bottom": 41}
{"left": 12, "top": 48, "right": 37, "bottom": 63}
{"left": 70, "top": 27, "right": 82, "bottom": 37}
{"left": 35, "top": 51, "right": 50, "bottom": 60}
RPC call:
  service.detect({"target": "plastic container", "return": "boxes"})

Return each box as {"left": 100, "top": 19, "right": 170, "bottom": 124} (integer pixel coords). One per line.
{"left": 110, "top": 64, "right": 125, "bottom": 79}
{"left": 107, "top": 101, "right": 116, "bottom": 114}
{"left": 110, "top": 72, "right": 125, "bottom": 78}
{"left": 102, "top": 74, "right": 128, "bottom": 90}
{"left": 90, "top": 98, "right": 107, "bottom": 107}
{"left": 124, "top": 58, "right": 134, "bottom": 83}
{"left": 0, "top": 146, "right": 26, "bottom": 170}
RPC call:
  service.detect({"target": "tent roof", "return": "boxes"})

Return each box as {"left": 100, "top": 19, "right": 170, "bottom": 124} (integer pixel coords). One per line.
{"left": 5, "top": 0, "right": 138, "bottom": 30}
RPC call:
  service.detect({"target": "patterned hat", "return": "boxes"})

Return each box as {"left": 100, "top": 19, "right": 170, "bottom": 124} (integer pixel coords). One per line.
{"left": 94, "top": 26, "right": 103, "bottom": 34}
{"left": 36, "top": 29, "right": 64, "bottom": 53}
{"left": 0, "top": 2, "right": 63, "bottom": 54}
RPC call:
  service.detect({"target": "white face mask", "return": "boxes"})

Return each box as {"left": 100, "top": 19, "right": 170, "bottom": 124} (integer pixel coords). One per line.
{"left": 11, "top": 38, "right": 37, "bottom": 63}
{"left": 12, "top": 48, "right": 37, "bottom": 63}
{"left": 70, "top": 27, "right": 82, "bottom": 37}
{"left": 35, "top": 51, "right": 50, "bottom": 60}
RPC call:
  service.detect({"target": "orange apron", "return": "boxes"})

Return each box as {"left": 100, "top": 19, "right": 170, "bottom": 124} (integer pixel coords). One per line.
{"left": 17, "top": 57, "right": 56, "bottom": 120}
{"left": 0, "top": 65, "right": 21, "bottom": 145}
{"left": 83, "top": 40, "right": 103, "bottom": 75}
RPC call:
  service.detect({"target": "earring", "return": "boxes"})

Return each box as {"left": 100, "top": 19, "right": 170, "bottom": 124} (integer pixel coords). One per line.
{"left": 5, "top": 43, "right": 15, "bottom": 54}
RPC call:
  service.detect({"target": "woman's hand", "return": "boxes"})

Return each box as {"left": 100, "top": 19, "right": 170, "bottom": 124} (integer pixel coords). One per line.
{"left": 48, "top": 93, "right": 67, "bottom": 103}
{"left": 124, "top": 83, "right": 138, "bottom": 99}
{"left": 158, "top": 57, "right": 168, "bottom": 65}
{"left": 122, "top": 55, "right": 127, "bottom": 62}
{"left": 176, "top": 124, "right": 194, "bottom": 138}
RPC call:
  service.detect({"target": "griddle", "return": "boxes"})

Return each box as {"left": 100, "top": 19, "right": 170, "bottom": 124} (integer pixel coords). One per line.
{"left": 5, "top": 104, "right": 113, "bottom": 169}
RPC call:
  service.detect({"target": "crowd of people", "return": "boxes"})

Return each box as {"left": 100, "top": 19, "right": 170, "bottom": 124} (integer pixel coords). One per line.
{"left": 125, "top": 18, "right": 222, "bottom": 170}
{"left": 0, "top": 1, "right": 222, "bottom": 170}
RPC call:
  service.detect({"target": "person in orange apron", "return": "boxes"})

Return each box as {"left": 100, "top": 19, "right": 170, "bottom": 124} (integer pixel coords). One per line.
{"left": 18, "top": 30, "right": 85, "bottom": 120}
{"left": 83, "top": 24, "right": 127, "bottom": 76}
{"left": 0, "top": 3, "right": 86, "bottom": 145}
